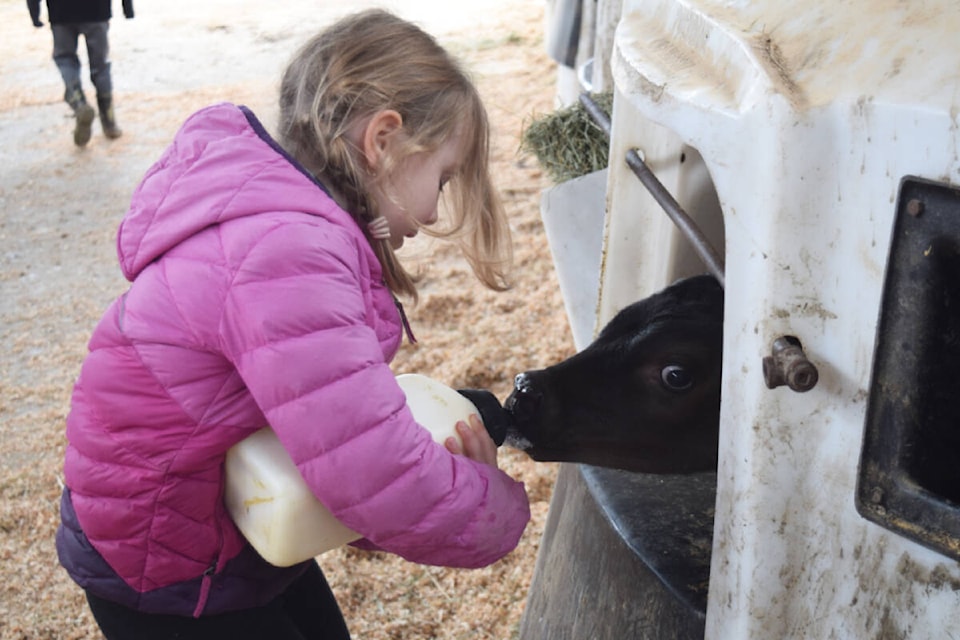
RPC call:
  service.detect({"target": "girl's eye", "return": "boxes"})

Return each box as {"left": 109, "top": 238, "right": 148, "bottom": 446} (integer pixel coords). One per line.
{"left": 439, "top": 177, "right": 450, "bottom": 193}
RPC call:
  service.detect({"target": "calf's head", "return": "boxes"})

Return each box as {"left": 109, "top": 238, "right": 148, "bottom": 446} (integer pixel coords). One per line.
{"left": 504, "top": 275, "right": 724, "bottom": 473}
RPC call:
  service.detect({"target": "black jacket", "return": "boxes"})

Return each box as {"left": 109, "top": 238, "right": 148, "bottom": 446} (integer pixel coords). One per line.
{"left": 28, "top": 0, "right": 134, "bottom": 27}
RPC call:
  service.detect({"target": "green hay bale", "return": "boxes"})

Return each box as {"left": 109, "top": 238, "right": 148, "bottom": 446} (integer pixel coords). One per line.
{"left": 520, "top": 92, "right": 613, "bottom": 183}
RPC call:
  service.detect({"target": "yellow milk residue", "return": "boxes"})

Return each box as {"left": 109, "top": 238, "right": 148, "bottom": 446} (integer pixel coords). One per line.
{"left": 243, "top": 496, "right": 275, "bottom": 509}
{"left": 429, "top": 388, "right": 451, "bottom": 408}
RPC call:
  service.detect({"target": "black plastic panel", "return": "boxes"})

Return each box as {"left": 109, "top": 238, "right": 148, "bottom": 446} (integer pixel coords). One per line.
{"left": 857, "top": 176, "right": 960, "bottom": 561}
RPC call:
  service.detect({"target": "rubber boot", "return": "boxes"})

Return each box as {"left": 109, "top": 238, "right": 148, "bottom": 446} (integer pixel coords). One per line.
{"left": 66, "top": 87, "right": 95, "bottom": 147}
{"left": 97, "top": 94, "right": 122, "bottom": 140}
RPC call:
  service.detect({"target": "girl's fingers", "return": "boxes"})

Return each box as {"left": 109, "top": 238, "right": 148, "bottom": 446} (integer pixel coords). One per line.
{"left": 455, "top": 421, "right": 472, "bottom": 448}
{"left": 444, "top": 435, "right": 463, "bottom": 454}
{"left": 454, "top": 415, "right": 498, "bottom": 467}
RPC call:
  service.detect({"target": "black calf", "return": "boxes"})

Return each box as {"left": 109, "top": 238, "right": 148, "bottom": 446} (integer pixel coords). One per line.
{"left": 503, "top": 275, "right": 724, "bottom": 473}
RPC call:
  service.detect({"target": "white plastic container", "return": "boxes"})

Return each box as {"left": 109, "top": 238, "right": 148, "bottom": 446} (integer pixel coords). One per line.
{"left": 224, "top": 373, "right": 482, "bottom": 567}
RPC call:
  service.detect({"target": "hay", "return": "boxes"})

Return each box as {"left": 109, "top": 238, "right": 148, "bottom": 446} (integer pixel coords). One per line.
{"left": 520, "top": 92, "right": 613, "bottom": 183}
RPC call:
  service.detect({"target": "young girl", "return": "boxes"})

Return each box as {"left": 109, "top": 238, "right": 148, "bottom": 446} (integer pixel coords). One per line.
{"left": 55, "top": 9, "right": 530, "bottom": 639}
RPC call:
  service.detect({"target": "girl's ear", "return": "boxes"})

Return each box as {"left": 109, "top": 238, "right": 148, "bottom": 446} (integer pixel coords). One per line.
{"left": 362, "top": 109, "right": 403, "bottom": 169}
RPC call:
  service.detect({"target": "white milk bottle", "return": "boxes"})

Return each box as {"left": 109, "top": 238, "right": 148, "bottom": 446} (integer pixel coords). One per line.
{"left": 224, "top": 373, "right": 501, "bottom": 567}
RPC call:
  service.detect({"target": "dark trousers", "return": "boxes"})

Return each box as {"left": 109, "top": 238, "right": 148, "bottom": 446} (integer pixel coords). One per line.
{"left": 86, "top": 560, "right": 351, "bottom": 640}
{"left": 51, "top": 21, "right": 112, "bottom": 99}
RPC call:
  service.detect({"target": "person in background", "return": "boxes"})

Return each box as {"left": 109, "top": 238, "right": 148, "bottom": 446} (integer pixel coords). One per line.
{"left": 55, "top": 9, "right": 530, "bottom": 639}
{"left": 28, "top": 0, "right": 134, "bottom": 146}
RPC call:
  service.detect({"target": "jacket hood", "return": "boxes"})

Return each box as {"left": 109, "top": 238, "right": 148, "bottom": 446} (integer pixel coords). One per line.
{"left": 117, "top": 103, "right": 349, "bottom": 280}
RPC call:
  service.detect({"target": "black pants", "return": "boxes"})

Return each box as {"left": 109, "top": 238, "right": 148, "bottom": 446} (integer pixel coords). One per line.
{"left": 51, "top": 22, "right": 113, "bottom": 98}
{"left": 86, "top": 561, "right": 351, "bottom": 640}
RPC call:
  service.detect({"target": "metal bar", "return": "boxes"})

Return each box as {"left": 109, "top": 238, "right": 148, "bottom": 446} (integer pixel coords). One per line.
{"left": 579, "top": 92, "right": 613, "bottom": 137}
{"left": 624, "top": 150, "right": 726, "bottom": 287}
{"left": 579, "top": 94, "right": 726, "bottom": 288}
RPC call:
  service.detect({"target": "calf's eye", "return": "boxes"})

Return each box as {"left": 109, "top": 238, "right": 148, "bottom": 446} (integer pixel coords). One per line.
{"left": 660, "top": 365, "right": 693, "bottom": 391}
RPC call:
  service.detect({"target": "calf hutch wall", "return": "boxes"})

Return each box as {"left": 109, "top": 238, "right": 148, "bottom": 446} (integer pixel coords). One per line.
{"left": 522, "top": 1, "right": 960, "bottom": 638}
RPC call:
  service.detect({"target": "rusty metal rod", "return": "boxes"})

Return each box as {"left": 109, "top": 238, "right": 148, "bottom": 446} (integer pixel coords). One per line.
{"left": 579, "top": 93, "right": 726, "bottom": 288}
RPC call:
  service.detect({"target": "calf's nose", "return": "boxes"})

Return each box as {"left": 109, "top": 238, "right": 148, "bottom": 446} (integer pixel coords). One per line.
{"left": 505, "top": 372, "right": 543, "bottom": 425}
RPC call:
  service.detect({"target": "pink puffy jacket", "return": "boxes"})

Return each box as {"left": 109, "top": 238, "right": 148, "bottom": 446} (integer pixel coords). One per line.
{"left": 56, "top": 103, "right": 530, "bottom": 617}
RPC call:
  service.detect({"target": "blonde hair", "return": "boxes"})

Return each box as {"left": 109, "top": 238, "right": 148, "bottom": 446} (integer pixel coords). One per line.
{"left": 277, "top": 9, "right": 512, "bottom": 300}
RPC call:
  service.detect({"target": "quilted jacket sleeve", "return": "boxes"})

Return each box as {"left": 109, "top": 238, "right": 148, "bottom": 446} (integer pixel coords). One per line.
{"left": 219, "top": 218, "right": 530, "bottom": 569}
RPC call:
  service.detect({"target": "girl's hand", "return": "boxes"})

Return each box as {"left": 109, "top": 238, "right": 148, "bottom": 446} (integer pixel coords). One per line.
{"left": 445, "top": 414, "right": 499, "bottom": 468}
